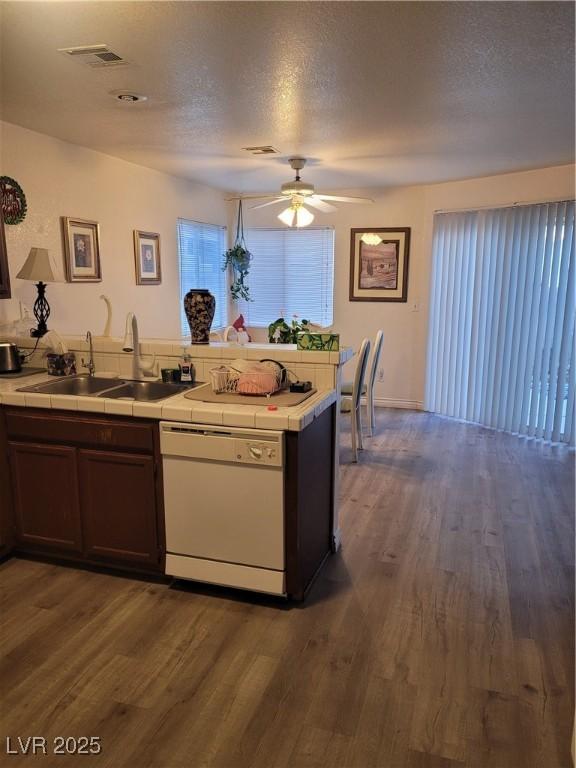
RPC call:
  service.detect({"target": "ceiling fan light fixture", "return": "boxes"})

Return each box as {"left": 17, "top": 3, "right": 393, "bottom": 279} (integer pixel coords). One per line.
{"left": 361, "top": 233, "right": 383, "bottom": 245}
{"left": 278, "top": 202, "right": 314, "bottom": 228}
{"left": 278, "top": 206, "right": 296, "bottom": 227}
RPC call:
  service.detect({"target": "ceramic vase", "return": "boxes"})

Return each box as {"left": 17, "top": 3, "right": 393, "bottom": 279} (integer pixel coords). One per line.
{"left": 184, "top": 289, "right": 216, "bottom": 344}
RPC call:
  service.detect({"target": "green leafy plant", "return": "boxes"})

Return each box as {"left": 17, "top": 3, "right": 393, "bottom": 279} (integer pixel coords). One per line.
{"left": 223, "top": 199, "right": 253, "bottom": 302}
{"left": 223, "top": 243, "right": 252, "bottom": 302}
{"left": 268, "top": 316, "right": 311, "bottom": 344}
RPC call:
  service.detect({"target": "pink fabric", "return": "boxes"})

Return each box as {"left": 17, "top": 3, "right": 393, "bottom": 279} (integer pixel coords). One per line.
{"left": 237, "top": 371, "right": 278, "bottom": 395}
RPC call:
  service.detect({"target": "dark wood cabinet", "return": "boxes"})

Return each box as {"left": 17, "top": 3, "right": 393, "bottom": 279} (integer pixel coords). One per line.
{"left": 9, "top": 441, "right": 82, "bottom": 553}
{"left": 1, "top": 407, "right": 165, "bottom": 574}
{"left": 79, "top": 449, "right": 159, "bottom": 567}
{"left": 0, "top": 410, "right": 14, "bottom": 557}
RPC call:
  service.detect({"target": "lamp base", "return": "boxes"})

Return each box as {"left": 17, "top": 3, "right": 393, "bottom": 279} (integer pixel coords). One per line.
{"left": 31, "top": 281, "right": 50, "bottom": 338}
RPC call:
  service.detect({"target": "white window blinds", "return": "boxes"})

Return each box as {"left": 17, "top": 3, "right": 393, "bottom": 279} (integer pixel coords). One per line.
{"left": 178, "top": 219, "right": 227, "bottom": 334}
{"left": 426, "top": 201, "right": 575, "bottom": 445}
{"left": 239, "top": 227, "right": 335, "bottom": 327}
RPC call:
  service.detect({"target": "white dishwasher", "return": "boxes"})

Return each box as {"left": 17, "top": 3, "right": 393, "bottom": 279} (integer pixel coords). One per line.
{"left": 160, "top": 421, "right": 286, "bottom": 595}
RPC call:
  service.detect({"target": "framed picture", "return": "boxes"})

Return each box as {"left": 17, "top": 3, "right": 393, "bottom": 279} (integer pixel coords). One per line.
{"left": 134, "top": 230, "right": 161, "bottom": 285}
{"left": 349, "top": 227, "right": 411, "bottom": 302}
{"left": 62, "top": 217, "right": 102, "bottom": 282}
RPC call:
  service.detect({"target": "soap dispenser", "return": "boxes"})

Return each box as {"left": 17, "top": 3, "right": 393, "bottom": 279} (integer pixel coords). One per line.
{"left": 179, "top": 347, "right": 195, "bottom": 383}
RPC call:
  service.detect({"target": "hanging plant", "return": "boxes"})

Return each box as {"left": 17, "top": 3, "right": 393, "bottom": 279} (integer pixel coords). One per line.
{"left": 223, "top": 199, "right": 253, "bottom": 302}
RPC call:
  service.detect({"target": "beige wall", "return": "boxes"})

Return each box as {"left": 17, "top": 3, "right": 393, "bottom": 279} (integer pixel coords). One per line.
{"left": 0, "top": 121, "right": 228, "bottom": 338}
{"left": 1, "top": 120, "right": 573, "bottom": 406}
{"left": 241, "top": 164, "right": 575, "bottom": 408}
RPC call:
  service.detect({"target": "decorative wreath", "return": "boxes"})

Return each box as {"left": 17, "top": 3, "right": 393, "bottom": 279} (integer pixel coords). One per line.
{"left": 0, "top": 176, "right": 27, "bottom": 225}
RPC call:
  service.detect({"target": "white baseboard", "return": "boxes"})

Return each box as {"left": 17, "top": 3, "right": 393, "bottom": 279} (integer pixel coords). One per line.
{"left": 366, "top": 397, "right": 425, "bottom": 410}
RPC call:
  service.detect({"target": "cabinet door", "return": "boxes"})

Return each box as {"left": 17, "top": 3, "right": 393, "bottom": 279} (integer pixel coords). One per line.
{"left": 78, "top": 449, "right": 159, "bottom": 568}
{"left": 9, "top": 441, "right": 82, "bottom": 552}
{"left": 0, "top": 413, "right": 14, "bottom": 557}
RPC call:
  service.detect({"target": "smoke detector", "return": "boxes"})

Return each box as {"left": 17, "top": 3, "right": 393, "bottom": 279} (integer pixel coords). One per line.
{"left": 58, "top": 44, "right": 130, "bottom": 69}
{"left": 109, "top": 91, "right": 148, "bottom": 103}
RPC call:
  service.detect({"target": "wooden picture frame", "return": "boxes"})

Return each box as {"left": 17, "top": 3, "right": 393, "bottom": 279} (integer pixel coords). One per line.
{"left": 349, "top": 227, "right": 411, "bottom": 302}
{"left": 134, "top": 230, "right": 161, "bottom": 285}
{"left": 0, "top": 206, "right": 11, "bottom": 299}
{"left": 62, "top": 217, "right": 102, "bottom": 282}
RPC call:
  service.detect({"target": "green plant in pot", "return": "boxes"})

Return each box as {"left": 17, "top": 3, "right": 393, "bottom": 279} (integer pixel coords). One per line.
{"left": 223, "top": 199, "right": 252, "bottom": 302}
{"left": 268, "top": 316, "right": 311, "bottom": 344}
{"left": 223, "top": 243, "right": 252, "bottom": 301}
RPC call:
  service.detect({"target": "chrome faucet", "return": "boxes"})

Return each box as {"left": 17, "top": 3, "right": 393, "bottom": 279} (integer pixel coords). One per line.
{"left": 122, "top": 312, "right": 156, "bottom": 380}
{"left": 82, "top": 331, "right": 96, "bottom": 377}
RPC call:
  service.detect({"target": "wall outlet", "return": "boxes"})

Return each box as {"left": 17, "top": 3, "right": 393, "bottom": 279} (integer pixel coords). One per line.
{"left": 377, "top": 368, "right": 385, "bottom": 382}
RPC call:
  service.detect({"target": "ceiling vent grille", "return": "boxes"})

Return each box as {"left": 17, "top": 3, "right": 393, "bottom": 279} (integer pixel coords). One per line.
{"left": 58, "top": 45, "right": 130, "bottom": 68}
{"left": 243, "top": 146, "right": 279, "bottom": 155}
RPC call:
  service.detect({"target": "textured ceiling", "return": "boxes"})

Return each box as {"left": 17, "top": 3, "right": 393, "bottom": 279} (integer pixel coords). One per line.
{"left": 1, "top": 1, "right": 574, "bottom": 193}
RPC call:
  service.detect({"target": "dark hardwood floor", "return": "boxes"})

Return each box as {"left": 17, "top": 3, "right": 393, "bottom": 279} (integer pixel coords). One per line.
{"left": 0, "top": 409, "right": 574, "bottom": 767}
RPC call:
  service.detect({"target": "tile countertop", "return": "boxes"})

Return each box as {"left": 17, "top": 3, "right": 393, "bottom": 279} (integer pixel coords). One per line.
{"left": 0, "top": 371, "right": 337, "bottom": 432}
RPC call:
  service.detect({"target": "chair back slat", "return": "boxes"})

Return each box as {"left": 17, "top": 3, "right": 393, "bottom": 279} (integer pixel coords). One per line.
{"left": 368, "top": 330, "right": 385, "bottom": 389}
{"left": 353, "top": 339, "right": 371, "bottom": 410}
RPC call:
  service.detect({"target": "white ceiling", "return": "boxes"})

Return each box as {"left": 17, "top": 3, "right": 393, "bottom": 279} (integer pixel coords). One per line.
{"left": 1, "top": 1, "right": 574, "bottom": 193}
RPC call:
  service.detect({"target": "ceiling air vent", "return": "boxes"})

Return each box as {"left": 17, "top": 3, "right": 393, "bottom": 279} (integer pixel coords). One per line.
{"left": 243, "top": 146, "right": 279, "bottom": 155}
{"left": 57, "top": 45, "right": 130, "bottom": 68}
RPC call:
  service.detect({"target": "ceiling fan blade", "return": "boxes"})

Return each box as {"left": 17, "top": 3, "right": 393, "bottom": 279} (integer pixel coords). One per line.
{"left": 250, "top": 198, "right": 286, "bottom": 210}
{"left": 315, "top": 194, "right": 374, "bottom": 204}
{"left": 306, "top": 197, "right": 338, "bottom": 213}
{"left": 225, "top": 194, "right": 281, "bottom": 201}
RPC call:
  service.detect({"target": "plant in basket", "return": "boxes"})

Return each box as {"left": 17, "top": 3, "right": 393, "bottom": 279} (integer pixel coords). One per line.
{"left": 223, "top": 200, "right": 253, "bottom": 302}
{"left": 268, "top": 315, "right": 311, "bottom": 344}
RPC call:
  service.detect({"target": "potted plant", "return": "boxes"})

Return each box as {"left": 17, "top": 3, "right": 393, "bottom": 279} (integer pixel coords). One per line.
{"left": 268, "top": 315, "right": 311, "bottom": 344}
{"left": 223, "top": 200, "right": 252, "bottom": 302}
{"left": 223, "top": 242, "right": 252, "bottom": 301}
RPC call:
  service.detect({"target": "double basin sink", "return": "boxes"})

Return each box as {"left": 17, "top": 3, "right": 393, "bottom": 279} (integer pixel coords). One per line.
{"left": 19, "top": 375, "right": 199, "bottom": 402}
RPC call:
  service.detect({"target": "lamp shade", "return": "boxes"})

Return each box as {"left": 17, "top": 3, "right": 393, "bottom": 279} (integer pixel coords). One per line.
{"left": 16, "top": 248, "right": 59, "bottom": 282}
{"left": 278, "top": 204, "right": 314, "bottom": 228}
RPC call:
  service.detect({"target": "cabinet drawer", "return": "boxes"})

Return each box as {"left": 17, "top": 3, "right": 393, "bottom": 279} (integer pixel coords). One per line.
{"left": 4, "top": 408, "right": 155, "bottom": 453}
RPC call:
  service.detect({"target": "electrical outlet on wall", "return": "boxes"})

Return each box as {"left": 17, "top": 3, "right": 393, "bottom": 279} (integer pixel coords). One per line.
{"left": 377, "top": 368, "right": 385, "bottom": 382}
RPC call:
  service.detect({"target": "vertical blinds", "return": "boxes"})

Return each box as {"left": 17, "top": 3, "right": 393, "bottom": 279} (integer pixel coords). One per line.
{"left": 426, "top": 201, "right": 575, "bottom": 445}
{"left": 239, "top": 227, "right": 335, "bottom": 327}
{"left": 178, "top": 218, "right": 227, "bottom": 334}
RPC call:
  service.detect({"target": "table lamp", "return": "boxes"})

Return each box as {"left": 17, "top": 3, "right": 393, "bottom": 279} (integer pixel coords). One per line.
{"left": 16, "top": 247, "right": 59, "bottom": 337}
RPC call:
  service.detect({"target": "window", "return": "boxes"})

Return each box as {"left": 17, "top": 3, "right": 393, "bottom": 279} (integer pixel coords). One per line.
{"left": 239, "top": 227, "right": 335, "bottom": 327}
{"left": 426, "top": 200, "right": 575, "bottom": 445}
{"left": 178, "top": 218, "right": 227, "bottom": 334}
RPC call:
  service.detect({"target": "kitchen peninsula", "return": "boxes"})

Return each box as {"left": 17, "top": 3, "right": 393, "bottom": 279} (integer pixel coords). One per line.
{"left": 0, "top": 339, "right": 352, "bottom": 600}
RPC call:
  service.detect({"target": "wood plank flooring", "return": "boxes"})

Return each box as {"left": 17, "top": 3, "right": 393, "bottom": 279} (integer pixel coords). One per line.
{"left": 0, "top": 409, "right": 574, "bottom": 767}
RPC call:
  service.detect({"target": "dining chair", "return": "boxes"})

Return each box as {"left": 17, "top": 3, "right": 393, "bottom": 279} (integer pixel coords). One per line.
{"left": 341, "top": 330, "right": 384, "bottom": 437}
{"left": 346, "top": 338, "right": 371, "bottom": 463}
{"left": 365, "top": 330, "right": 384, "bottom": 436}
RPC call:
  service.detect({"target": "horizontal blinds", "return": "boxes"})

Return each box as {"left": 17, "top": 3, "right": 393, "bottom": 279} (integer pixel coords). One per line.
{"left": 177, "top": 219, "right": 227, "bottom": 334}
{"left": 426, "top": 201, "right": 575, "bottom": 445}
{"left": 239, "top": 227, "right": 335, "bottom": 327}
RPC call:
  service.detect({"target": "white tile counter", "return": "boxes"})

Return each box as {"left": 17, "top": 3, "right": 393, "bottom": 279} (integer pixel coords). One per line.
{"left": 0, "top": 371, "right": 337, "bottom": 432}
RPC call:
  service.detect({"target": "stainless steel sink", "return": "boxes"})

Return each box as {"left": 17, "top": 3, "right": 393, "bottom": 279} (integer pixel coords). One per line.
{"left": 18, "top": 375, "right": 199, "bottom": 402}
{"left": 102, "top": 380, "right": 192, "bottom": 402}
{"left": 18, "top": 375, "right": 122, "bottom": 396}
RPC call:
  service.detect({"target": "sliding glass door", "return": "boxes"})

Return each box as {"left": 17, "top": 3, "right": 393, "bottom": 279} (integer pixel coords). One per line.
{"left": 426, "top": 201, "right": 575, "bottom": 445}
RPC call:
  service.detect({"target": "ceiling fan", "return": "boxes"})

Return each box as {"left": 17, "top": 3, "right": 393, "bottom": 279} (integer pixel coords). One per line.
{"left": 231, "top": 157, "right": 374, "bottom": 227}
